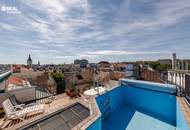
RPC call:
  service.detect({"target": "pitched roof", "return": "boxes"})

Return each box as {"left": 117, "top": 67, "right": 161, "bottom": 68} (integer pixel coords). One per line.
{"left": 8, "top": 76, "right": 23, "bottom": 86}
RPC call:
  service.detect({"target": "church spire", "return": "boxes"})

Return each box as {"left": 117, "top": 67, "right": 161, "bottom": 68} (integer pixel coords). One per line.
{"left": 28, "top": 54, "right": 32, "bottom": 61}
{"left": 27, "top": 54, "right": 32, "bottom": 68}
{"left": 38, "top": 60, "right": 40, "bottom": 65}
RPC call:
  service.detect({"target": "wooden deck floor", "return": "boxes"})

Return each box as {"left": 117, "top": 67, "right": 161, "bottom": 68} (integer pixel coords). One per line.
{"left": 0, "top": 94, "right": 89, "bottom": 130}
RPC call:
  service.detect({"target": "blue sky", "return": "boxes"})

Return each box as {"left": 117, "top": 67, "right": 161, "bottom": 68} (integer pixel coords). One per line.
{"left": 0, "top": 0, "right": 190, "bottom": 64}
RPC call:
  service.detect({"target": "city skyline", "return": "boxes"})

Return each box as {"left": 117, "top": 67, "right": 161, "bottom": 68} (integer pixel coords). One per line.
{"left": 0, "top": 0, "right": 190, "bottom": 64}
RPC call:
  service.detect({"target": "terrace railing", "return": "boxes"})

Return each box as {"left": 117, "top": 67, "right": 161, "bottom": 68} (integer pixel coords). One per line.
{"left": 167, "top": 70, "right": 189, "bottom": 96}
{"left": 35, "top": 87, "right": 53, "bottom": 102}
{"left": 7, "top": 86, "right": 54, "bottom": 104}
{"left": 167, "top": 70, "right": 190, "bottom": 105}
{"left": 140, "top": 68, "right": 190, "bottom": 97}
{"left": 185, "top": 74, "right": 190, "bottom": 104}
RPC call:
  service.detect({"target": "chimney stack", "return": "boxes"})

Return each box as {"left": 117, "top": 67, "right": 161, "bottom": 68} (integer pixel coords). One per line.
{"left": 172, "top": 53, "right": 177, "bottom": 70}
{"left": 185, "top": 61, "right": 189, "bottom": 70}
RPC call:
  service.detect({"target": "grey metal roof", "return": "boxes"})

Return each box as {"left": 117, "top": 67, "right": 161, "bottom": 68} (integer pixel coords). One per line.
{"left": 20, "top": 103, "right": 90, "bottom": 130}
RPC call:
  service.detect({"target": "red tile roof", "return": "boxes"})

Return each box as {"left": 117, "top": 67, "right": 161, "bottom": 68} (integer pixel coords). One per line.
{"left": 8, "top": 76, "right": 23, "bottom": 86}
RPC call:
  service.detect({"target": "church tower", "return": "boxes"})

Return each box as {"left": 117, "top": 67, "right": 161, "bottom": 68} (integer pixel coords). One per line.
{"left": 27, "top": 54, "right": 33, "bottom": 68}
{"left": 38, "top": 60, "right": 40, "bottom": 66}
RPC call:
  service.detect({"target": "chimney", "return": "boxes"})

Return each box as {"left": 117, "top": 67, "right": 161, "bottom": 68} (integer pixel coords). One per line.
{"left": 181, "top": 60, "right": 184, "bottom": 70}
{"left": 185, "top": 61, "right": 189, "bottom": 70}
{"left": 172, "top": 53, "right": 177, "bottom": 70}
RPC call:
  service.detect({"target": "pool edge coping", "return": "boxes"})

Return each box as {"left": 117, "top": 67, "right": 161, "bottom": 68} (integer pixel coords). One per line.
{"left": 177, "top": 97, "right": 190, "bottom": 128}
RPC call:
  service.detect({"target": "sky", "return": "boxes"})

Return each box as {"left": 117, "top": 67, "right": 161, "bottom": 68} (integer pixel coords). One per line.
{"left": 0, "top": 0, "right": 190, "bottom": 64}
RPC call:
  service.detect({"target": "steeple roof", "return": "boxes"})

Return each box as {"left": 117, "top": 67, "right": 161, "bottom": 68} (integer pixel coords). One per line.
{"left": 27, "top": 54, "right": 32, "bottom": 61}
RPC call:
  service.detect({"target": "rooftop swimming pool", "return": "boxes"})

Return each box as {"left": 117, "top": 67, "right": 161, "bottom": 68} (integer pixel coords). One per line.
{"left": 87, "top": 79, "right": 190, "bottom": 130}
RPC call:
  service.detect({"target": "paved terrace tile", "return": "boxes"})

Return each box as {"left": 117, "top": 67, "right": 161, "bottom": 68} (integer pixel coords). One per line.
{"left": 177, "top": 97, "right": 190, "bottom": 128}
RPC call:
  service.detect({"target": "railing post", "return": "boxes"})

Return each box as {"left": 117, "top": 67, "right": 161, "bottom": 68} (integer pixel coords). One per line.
{"left": 184, "top": 73, "right": 190, "bottom": 99}
{"left": 171, "top": 72, "right": 174, "bottom": 83}
{"left": 179, "top": 73, "right": 181, "bottom": 93}
{"left": 182, "top": 73, "right": 184, "bottom": 94}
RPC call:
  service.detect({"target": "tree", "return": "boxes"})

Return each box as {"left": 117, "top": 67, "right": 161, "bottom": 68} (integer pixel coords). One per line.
{"left": 50, "top": 72, "right": 64, "bottom": 83}
{"left": 144, "top": 61, "right": 160, "bottom": 70}
{"left": 50, "top": 72, "right": 65, "bottom": 94}
{"left": 70, "top": 80, "right": 76, "bottom": 92}
{"left": 144, "top": 61, "right": 171, "bottom": 72}
{"left": 156, "top": 64, "right": 171, "bottom": 71}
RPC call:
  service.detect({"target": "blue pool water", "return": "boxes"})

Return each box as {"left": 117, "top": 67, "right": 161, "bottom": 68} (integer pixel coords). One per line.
{"left": 87, "top": 79, "right": 190, "bottom": 130}
{"left": 103, "top": 104, "right": 175, "bottom": 130}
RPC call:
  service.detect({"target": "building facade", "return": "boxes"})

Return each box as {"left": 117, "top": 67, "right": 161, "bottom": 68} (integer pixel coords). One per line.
{"left": 74, "top": 59, "right": 88, "bottom": 68}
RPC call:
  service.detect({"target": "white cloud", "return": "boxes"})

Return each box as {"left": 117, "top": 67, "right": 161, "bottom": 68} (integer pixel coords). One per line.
{"left": 85, "top": 50, "right": 171, "bottom": 56}
{"left": 55, "top": 55, "right": 75, "bottom": 59}
{"left": 0, "top": 23, "right": 15, "bottom": 31}
{"left": 0, "top": 0, "right": 190, "bottom": 63}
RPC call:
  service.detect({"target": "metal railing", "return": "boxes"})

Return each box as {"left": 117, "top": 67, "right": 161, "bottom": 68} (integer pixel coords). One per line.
{"left": 185, "top": 74, "right": 190, "bottom": 104}
{"left": 167, "top": 70, "right": 188, "bottom": 96}
{"left": 167, "top": 70, "right": 190, "bottom": 105}
{"left": 6, "top": 86, "right": 54, "bottom": 104}
{"left": 140, "top": 69, "right": 190, "bottom": 105}
{"left": 35, "top": 86, "right": 54, "bottom": 103}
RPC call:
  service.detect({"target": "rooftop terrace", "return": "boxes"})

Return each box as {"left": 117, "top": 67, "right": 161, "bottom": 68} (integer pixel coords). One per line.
{"left": 0, "top": 80, "right": 118, "bottom": 130}
{"left": 0, "top": 79, "right": 190, "bottom": 130}
{"left": 0, "top": 93, "right": 99, "bottom": 130}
